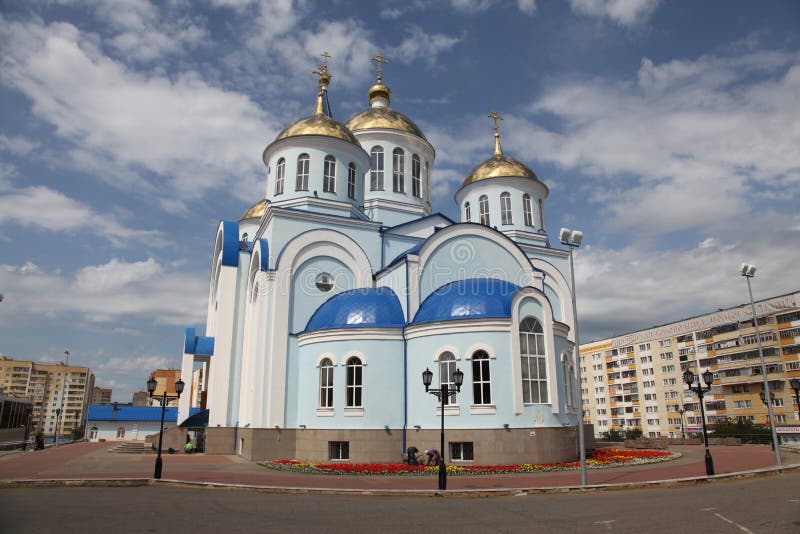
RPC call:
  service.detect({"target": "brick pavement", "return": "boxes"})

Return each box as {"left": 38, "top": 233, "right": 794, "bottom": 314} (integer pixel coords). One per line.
{"left": 0, "top": 442, "right": 797, "bottom": 491}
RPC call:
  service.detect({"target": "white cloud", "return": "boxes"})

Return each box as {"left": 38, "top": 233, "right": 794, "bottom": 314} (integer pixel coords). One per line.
{"left": 0, "top": 180, "right": 166, "bottom": 247}
{"left": 0, "top": 135, "right": 39, "bottom": 156}
{"left": 516, "top": 0, "right": 537, "bottom": 15}
{"left": 568, "top": 0, "right": 660, "bottom": 27}
{"left": 391, "top": 26, "right": 462, "bottom": 66}
{"left": 450, "top": 0, "right": 496, "bottom": 14}
{"left": 0, "top": 18, "right": 274, "bottom": 212}
{"left": 0, "top": 258, "right": 208, "bottom": 325}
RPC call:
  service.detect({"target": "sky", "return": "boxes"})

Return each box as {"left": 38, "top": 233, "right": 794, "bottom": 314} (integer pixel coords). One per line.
{"left": 0, "top": 0, "right": 798, "bottom": 402}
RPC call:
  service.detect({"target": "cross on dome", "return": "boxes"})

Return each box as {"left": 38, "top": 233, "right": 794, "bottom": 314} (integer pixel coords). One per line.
{"left": 488, "top": 110, "right": 504, "bottom": 157}
{"left": 312, "top": 52, "right": 333, "bottom": 115}
{"left": 371, "top": 52, "right": 389, "bottom": 83}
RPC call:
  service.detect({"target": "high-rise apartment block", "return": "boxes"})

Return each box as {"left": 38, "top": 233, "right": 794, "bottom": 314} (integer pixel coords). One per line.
{"left": 580, "top": 291, "right": 800, "bottom": 438}
{"left": 91, "top": 387, "right": 112, "bottom": 405}
{"left": 0, "top": 356, "right": 95, "bottom": 437}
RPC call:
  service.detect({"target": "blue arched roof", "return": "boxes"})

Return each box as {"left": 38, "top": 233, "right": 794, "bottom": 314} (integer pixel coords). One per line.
{"left": 412, "top": 278, "right": 521, "bottom": 325}
{"left": 304, "top": 287, "right": 405, "bottom": 332}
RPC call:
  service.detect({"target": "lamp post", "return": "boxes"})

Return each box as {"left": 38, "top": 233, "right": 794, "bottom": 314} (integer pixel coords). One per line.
{"left": 790, "top": 378, "right": 800, "bottom": 421}
{"left": 683, "top": 368, "right": 715, "bottom": 476}
{"left": 422, "top": 366, "right": 464, "bottom": 490}
{"left": 560, "top": 227, "right": 587, "bottom": 486}
{"left": 740, "top": 263, "right": 782, "bottom": 468}
{"left": 678, "top": 407, "right": 686, "bottom": 440}
{"left": 55, "top": 348, "right": 70, "bottom": 447}
{"left": 147, "top": 376, "right": 185, "bottom": 479}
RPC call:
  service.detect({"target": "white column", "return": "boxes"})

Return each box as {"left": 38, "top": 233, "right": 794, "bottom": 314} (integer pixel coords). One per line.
{"left": 177, "top": 351, "right": 194, "bottom": 425}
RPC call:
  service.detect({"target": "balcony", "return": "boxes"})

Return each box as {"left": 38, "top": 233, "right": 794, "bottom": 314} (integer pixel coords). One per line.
{"left": 717, "top": 371, "right": 786, "bottom": 386}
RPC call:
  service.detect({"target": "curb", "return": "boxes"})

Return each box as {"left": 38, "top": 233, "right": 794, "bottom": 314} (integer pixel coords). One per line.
{"left": 1, "top": 463, "right": 798, "bottom": 497}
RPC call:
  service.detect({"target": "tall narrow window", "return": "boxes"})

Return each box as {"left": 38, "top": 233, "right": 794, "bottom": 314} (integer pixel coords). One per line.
{"left": 323, "top": 155, "right": 336, "bottom": 193}
{"left": 438, "top": 352, "right": 457, "bottom": 405}
{"left": 520, "top": 317, "right": 547, "bottom": 404}
{"left": 500, "top": 192, "right": 513, "bottom": 225}
{"left": 319, "top": 358, "right": 333, "bottom": 408}
{"left": 425, "top": 162, "right": 430, "bottom": 201}
{"left": 478, "top": 195, "right": 490, "bottom": 226}
{"left": 411, "top": 154, "right": 421, "bottom": 197}
{"left": 347, "top": 163, "right": 356, "bottom": 199}
{"left": 275, "top": 158, "right": 285, "bottom": 195}
{"left": 522, "top": 194, "right": 533, "bottom": 226}
{"left": 296, "top": 153, "right": 310, "bottom": 191}
{"left": 370, "top": 146, "right": 384, "bottom": 191}
{"left": 346, "top": 356, "right": 363, "bottom": 407}
{"left": 472, "top": 350, "right": 491, "bottom": 405}
{"left": 393, "top": 148, "right": 405, "bottom": 193}
{"left": 464, "top": 202, "right": 471, "bottom": 222}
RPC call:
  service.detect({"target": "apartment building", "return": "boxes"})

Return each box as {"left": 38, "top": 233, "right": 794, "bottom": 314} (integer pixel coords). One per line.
{"left": 580, "top": 291, "right": 800, "bottom": 438}
{"left": 92, "top": 387, "right": 113, "bottom": 405}
{"left": 0, "top": 356, "right": 95, "bottom": 437}
{"left": 147, "top": 369, "right": 182, "bottom": 407}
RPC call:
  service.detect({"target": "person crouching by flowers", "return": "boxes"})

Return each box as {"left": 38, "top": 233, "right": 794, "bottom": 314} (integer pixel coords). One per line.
{"left": 424, "top": 449, "right": 440, "bottom": 466}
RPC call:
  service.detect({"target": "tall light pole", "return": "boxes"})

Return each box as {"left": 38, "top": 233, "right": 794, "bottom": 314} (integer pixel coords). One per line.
{"left": 683, "top": 369, "right": 715, "bottom": 475}
{"left": 560, "top": 227, "right": 587, "bottom": 486}
{"left": 422, "top": 366, "right": 464, "bottom": 491}
{"left": 55, "top": 348, "right": 70, "bottom": 447}
{"left": 740, "top": 263, "right": 782, "bottom": 468}
{"left": 678, "top": 407, "right": 686, "bottom": 440}
{"left": 147, "top": 376, "right": 185, "bottom": 479}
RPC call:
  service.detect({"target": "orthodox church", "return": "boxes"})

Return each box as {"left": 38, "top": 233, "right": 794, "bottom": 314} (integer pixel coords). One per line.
{"left": 177, "top": 55, "right": 590, "bottom": 464}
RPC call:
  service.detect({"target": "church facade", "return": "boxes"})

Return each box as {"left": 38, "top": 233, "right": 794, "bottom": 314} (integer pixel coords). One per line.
{"left": 177, "top": 56, "right": 591, "bottom": 464}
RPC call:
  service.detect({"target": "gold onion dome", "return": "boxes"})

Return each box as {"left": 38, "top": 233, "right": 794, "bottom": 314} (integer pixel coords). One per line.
{"left": 273, "top": 60, "right": 360, "bottom": 145}
{"left": 240, "top": 198, "right": 267, "bottom": 220}
{"left": 462, "top": 111, "right": 546, "bottom": 191}
{"left": 345, "top": 52, "right": 427, "bottom": 140}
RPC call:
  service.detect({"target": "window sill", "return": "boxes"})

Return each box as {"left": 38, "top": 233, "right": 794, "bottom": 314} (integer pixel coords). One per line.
{"left": 316, "top": 408, "right": 334, "bottom": 417}
{"left": 470, "top": 404, "right": 496, "bottom": 415}
{"left": 436, "top": 405, "right": 460, "bottom": 416}
{"left": 344, "top": 407, "right": 364, "bottom": 417}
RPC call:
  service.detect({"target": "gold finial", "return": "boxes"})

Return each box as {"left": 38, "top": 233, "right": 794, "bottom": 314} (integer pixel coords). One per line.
{"left": 371, "top": 52, "right": 389, "bottom": 83}
{"left": 488, "top": 110, "right": 504, "bottom": 157}
{"left": 312, "top": 52, "right": 333, "bottom": 115}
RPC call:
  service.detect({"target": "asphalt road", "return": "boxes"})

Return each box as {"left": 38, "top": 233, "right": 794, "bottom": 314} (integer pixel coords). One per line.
{"left": 1, "top": 472, "right": 798, "bottom": 533}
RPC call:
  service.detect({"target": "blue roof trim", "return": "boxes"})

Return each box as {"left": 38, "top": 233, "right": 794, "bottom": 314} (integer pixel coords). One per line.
{"left": 259, "top": 238, "right": 269, "bottom": 271}
{"left": 221, "top": 220, "right": 239, "bottom": 267}
{"left": 87, "top": 405, "right": 201, "bottom": 422}
{"left": 304, "top": 287, "right": 405, "bottom": 333}
{"left": 184, "top": 328, "right": 214, "bottom": 356}
{"left": 412, "top": 278, "right": 522, "bottom": 325}
{"left": 386, "top": 241, "right": 424, "bottom": 267}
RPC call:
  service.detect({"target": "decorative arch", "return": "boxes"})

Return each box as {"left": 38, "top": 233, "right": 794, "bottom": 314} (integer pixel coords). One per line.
{"left": 431, "top": 345, "right": 460, "bottom": 362}
{"left": 341, "top": 351, "right": 367, "bottom": 366}
{"left": 315, "top": 353, "right": 337, "bottom": 367}
{"left": 465, "top": 343, "right": 496, "bottom": 360}
{"left": 529, "top": 258, "right": 575, "bottom": 342}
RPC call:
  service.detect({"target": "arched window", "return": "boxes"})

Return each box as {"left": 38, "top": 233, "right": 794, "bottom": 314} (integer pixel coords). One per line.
{"left": 538, "top": 198, "right": 545, "bottom": 229}
{"left": 346, "top": 356, "right": 363, "bottom": 407}
{"left": 520, "top": 317, "right": 547, "bottom": 403}
{"left": 319, "top": 358, "right": 333, "bottom": 408}
{"left": 438, "top": 352, "right": 458, "bottom": 405}
{"left": 393, "top": 148, "right": 405, "bottom": 193}
{"left": 116, "top": 427, "right": 125, "bottom": 438}
{"left": 275, "top": 157, "right": 285, "bottom": 195}
{"left": 464, "top": 202, "right": 471, "bottom": 222}
{"left": 478, "top": 195, "right": 490, "bottom": 226}
{"left": 472, "top": 350, "right": 491, "bottom": 405}
{"left": 500, "top": 192, "right": 513, "bottom": 225}
{"left": 411, "top": 154, "right": 421, "bottom": 198}
{"left": 323, "top": 155, "right": 336, "bottom": 193}
{"left": 347, "top": 163, "right": 357, "bottom": 199}
{"left": 370, "top": 146, "right": 384, "bottom": 191}
{"left": 296, "top": 153, "right": 310, "bottom": 191}
{"left": 522, "top": 194, "right": 533, "bottom": 226}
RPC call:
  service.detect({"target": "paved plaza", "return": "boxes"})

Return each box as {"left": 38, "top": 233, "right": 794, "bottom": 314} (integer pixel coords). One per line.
{"left": 0, "top": 442, "right": 797, "bottom": 492}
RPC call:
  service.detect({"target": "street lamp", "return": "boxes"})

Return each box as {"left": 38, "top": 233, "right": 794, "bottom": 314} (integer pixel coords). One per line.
{"left": 677, "top": 407, "right": 686, "bottom": 440}
{"left": 55, "top": 348, "right": 70, "bottom": 447}
{"left": 147, "top": 376, "right": 185, "bottom": 479}
{"left": 683, "top": 368, "right": 715, "bottom": 476}
{"left": 560, "top": 227, "right": 587, "bottom": 486}
{"left": 790, "top": 378, "right": 800, "bottom": 421}
{"left": 740, "top": 263, "right": 782, "bottom": 468}
{"left": 422, "top": 366, "right": 464, "bottom": 490}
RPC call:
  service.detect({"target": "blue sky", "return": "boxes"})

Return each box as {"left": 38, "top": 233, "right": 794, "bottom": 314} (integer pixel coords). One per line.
{"left": 1, "top": 0, "right": 798, "bottom": 402}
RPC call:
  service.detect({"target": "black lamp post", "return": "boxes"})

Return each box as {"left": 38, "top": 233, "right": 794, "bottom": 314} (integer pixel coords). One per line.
{"left": 790, "top": 378, "right": 800, "bottom": 421}
{"left": 147, "top": 376, "right": 185, "bottom": 479}
{"left": 422, "top": 366, "right": 464, "bottom": 490}
{"left": 683, "top": 368, "right": 715, "bottom": 476}
{"left": 677, "top": 407, "right": 685, "bottom": 440}
{"left": 760, "top": 389, "right": 778, "bottom": 450}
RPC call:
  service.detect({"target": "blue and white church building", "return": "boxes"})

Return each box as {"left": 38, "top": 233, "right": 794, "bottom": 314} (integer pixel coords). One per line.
{"left": 177, "top": 59, "right": 592, "bottom": 464}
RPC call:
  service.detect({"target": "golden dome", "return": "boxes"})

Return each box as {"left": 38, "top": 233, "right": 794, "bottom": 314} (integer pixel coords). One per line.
{"left": 345, "top": 107, "right": 427, "bottom": 139}
{"left": 240, "top": 199, "right": 267, "bottom": 220}
{"left": 274, "top": 114, "right": 359, "bottom": 144}
{"left": 368, "top": 82, "right": 391, "bottom": 102}
{"left": 463, "top": 154, "right": 544, "bottom": 187}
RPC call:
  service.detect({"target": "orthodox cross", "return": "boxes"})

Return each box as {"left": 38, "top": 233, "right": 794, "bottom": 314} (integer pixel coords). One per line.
{"left": 488, "top": 110, "right": 503, "bottom": 136}
{"left": 371, "top": 52, "right": 389, "bottom": 82}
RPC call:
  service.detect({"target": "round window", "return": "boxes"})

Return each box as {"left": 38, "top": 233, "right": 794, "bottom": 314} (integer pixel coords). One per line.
{"left": 315, "top": 272, "right": 334, "bottom": 292}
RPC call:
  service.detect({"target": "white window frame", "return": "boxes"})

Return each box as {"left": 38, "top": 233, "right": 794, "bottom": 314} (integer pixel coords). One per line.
{"left": 520, "top": 316, "right": 547, "bottom": 404}
{"left": 522, "top": 193, "right": 532, "bottom": 226}
{"left": 275, "top": 157, "right": 285, "bottom": 195}
{"left": 411, "top": 154, "right": 421, "bottom": 198}
{"left": 393, "top": 148, "right": 405, "bottom": 193}
{"left": 347, "top": 163, "right": 356, "bottom": 199}
{"left": 323, "top": 155, "right": 336, "bottom": 193}
{"left": 296, "top": 153, "right": 310, "bottom": 191}
{"left": 370, "top": 146, "right": 384, "bottom": 191}
{"left": 500, "top": 192, "right": 513, "bottom": 225}
{"left": 345, "top": 356, "right": 363, "bottom": 408}
{"left": 471, "top": 350, "right": 491, "bottom": 405}
{"left": 478, "top": 195, "right": 490, "bottom": 226}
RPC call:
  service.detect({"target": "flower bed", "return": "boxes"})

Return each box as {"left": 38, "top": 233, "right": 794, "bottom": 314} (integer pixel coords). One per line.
{"left": 260, "top": 448, "right": 680, "bottom": 476}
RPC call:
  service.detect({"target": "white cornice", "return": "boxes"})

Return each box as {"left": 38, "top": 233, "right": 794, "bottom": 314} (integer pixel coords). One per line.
{"left": 363, "top": 198, "right": 428, "bottom": 214}
{"left": 257, "top": 203, "right": 383, "bottom": 236}
{"left": 297, "top": 328, "right": 404, "bottom": 346}
{"left": 405, "top": 318, "right": 511, "bottom": 339}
